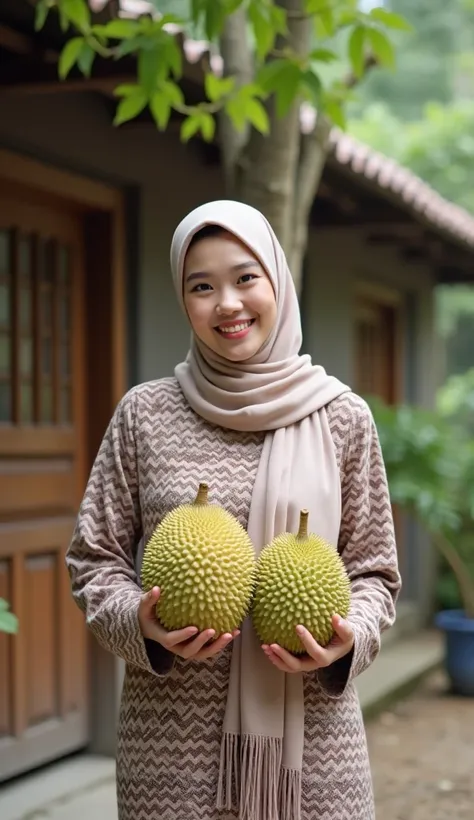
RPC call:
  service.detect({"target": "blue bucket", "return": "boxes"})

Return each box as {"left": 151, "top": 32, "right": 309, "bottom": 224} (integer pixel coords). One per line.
{"left": 434, "top": 609, "right": 474, "bottom": 696}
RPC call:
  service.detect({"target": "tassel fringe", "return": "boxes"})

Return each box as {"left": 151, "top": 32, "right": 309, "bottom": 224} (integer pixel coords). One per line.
{"left": 217, "top": 733, "right": 300, "bottom": 820}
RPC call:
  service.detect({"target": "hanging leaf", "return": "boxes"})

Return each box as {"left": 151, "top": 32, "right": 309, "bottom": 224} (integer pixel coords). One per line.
{"left": 161, "top": 81, "right": 184, "bottom": 108}
{"left": 367, "top": 27, "right": 396, "bottom": 70}
{"left": 369, "top": 8, "right": 413, "bottom": 32}
{"left": 114, "top": 89, "right": 148, "bottom": 125}
{"left": 348, "top": 25, "right": 366, "bottom": 78}
{"left": 114, "top": 84, "right": 141, "bottom": 98}
{"left": 181, "top": 113, "right": 203, "bottom": 142}
{"left": 249, "top": 3, "right": 275, "bottom": 60}
{"left": 301, "top": 70, "right": 322, "bottom": 106}
{"left": 34, "top": 0, "right": 49, "bottom": 31}
{"left": 199, "top": 111, "right": 216, "bottom": 141}
{"left": 257, "top": 59, "right": 289, "bottom": 94}
{"left": 138, "top": 47, "right": 165, "bottom": 95}
{"left": 150, "top": 94, "right": 172, "bottom": 130}
{"left": 62, "top": 0, "right": 90, "bottom": 32}
{"left": 324, "top": 98, "right": 346, "bottom": 130}
{"left": 77, "top": 43, "right": 95, "bottom": 77}
{"left": 100, "top": 19, "right": 140, "bottom": 39}
{"left": 273, "top": 63, "right": 303, "bottom": 118}
{"left": 205, "top": 73, "right": 235, "bottom": 103}
{"left": 310, "top": 48, "right": 338, "bottom": 64}
{"left": 58, "top": 37, "right": 84, "bottom": 79}
{"left": 246, "top": 98, "right": 270, "bottom": 134}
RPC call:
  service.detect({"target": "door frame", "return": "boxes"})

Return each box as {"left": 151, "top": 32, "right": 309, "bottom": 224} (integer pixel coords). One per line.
{"left": 0, "top": 147, "right": 128, "bottom": 764}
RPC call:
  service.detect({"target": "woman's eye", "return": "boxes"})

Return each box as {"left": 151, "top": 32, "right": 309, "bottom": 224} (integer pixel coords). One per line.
{"left": 192, "top": 283, "right": 212, "bottom": 292}
{"left": 239, "top": 273, "right": 258, "bottom": 284}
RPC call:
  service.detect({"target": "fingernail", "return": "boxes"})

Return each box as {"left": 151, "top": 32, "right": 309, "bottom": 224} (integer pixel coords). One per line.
{"left": 296, "top": 625, "right": 304, "bottom": 635}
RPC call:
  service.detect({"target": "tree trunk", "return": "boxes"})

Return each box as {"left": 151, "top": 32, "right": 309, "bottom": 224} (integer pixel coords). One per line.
{"left": 233, "top": 0, "right": 312, "bottom": 256}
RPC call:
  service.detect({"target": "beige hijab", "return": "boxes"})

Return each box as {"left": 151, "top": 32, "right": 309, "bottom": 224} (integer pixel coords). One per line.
{"left": 170, "top": 200, "right": 350, "bottom": 820}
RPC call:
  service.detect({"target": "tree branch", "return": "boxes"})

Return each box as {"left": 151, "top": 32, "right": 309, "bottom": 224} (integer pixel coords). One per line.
{"left": 218, "top": 9, "right": 253, "bottom": 194}
{"left": 289, "top": 54, "right": 379, "bottom": 296}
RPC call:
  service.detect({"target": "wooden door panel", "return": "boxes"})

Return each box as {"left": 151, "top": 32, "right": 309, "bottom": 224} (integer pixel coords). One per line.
{"left": 0, "top": 188, "right": 88, "bottom": 782}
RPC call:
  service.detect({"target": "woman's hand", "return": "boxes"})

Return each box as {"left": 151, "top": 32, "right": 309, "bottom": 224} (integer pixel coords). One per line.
{"left": 262, "top": 615, "right": 354, "bottom": 674}
{"left": 138, "top": 586, "right": 239, "bottom": 661}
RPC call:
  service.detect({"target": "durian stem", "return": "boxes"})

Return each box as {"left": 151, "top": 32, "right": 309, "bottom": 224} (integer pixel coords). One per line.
{"left": 195, "top": 482, "right": 209, "bottom": 505}
{"left": 297, "top": 510, "right": 309, "bottom": 540}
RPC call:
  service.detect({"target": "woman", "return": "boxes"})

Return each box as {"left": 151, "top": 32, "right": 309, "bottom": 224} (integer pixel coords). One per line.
{"left": 66, "top": 200, "right": 401, "bottom": 820}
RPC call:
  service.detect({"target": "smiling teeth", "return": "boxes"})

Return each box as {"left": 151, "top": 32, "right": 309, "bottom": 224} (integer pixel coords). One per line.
{"left": 219, "top": 321, "right": 252, "bottom": 333}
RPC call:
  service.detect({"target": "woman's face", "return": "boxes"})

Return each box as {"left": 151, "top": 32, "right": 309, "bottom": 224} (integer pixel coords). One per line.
{"left": 183, "top": 230, "right": 277, "bottom": 362}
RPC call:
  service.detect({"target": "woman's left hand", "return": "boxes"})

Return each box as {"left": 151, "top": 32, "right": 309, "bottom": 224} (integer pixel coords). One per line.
{"left": 262, "top": 615, "right": 354, "bottom": 674}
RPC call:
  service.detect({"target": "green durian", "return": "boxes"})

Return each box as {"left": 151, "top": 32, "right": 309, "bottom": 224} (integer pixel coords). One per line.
{"left": 252, "top": 510, "right": 351, "bottom": 654}
{"left": 141, "top": 482, "right": 256, "bottom": 634}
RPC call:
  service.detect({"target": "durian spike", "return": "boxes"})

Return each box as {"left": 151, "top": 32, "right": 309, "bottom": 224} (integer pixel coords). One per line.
{"left": 297, "top": 509, "right": 309, "bottom": 540}
{"left": 194, "top": 482, "right": 209, "bottom": 505}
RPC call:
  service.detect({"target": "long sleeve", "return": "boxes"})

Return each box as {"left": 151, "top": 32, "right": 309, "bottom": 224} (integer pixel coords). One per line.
{"left": 318, "top": 395, "right": 402, "bottom": 697}
{"left": 65, "top": 388, "right": 173, "bottom": 676}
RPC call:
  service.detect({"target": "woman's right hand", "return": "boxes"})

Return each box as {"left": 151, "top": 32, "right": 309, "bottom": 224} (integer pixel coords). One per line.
{"left": 138, "top": 586, "right": 239, "bottom": 661}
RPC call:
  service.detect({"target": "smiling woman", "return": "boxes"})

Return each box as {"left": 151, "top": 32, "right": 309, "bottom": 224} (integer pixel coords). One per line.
{"left": 65, "top": 199, "right": 401, "bottom": 820}
{"left": 183, "top": 225, "right": 277, "bottom": 361}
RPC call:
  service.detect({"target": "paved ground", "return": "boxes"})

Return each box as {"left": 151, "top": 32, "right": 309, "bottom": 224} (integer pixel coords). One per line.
{"left": 3, "top": 669, "right": 473, "bottom": 819}
{"left": 367, "top": 670, "right": 474, "bottom": 820}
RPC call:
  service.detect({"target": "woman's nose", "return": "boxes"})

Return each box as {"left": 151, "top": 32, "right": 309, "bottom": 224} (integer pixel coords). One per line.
{"left": 217, "top": 289, "right": 243, "bottom": 315}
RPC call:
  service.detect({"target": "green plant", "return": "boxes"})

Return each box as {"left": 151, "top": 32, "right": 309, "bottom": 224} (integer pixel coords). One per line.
{"left": 0, "top": 598, "right": 18, "bottom": 634}
{"left": 368, "top": 394, "right": 474, "bottom": 619}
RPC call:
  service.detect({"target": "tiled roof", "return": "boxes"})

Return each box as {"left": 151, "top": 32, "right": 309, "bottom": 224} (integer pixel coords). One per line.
{"left": 91, "top": 0, "right": 474, "bottom": 250}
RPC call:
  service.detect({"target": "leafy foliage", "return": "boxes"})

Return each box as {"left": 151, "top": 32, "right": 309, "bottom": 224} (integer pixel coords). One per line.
{"left": 368, "top": 382, "right": 474, "bottom": 616}
{"left": 35, "top": 0, "right": 411, "bottom": 139}
{"left": 0, "top": 598, "right": 18, "bottom": 635}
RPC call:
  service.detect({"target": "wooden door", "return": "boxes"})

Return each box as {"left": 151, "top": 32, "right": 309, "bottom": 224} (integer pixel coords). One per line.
{"left": 0, "top": 190, "right": 88, "bottom": 781}
{"left": 354, "top": 289, "right": 406, "bottom": 576}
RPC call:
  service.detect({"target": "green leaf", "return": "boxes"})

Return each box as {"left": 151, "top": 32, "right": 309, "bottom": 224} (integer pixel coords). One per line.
{"left": 161, "top": 80, "right": 184, "bottom": 107}
{"left": 310, "top": 48, "right": 338, "bottom": 64}
{"left": 114, "top": 90, "right": 148, "bottom": 125}
{"left": 367, "top": 27, "right": 396, "bottom": 69}
{"left": 269, "top": 5, "right": 287, "bottom": 36}
{"left": 348, "top": 25, "right": 366, "bottom": 78}
{"left": 77, "top": 43, "right": 95, "bottom": 77}
{"left": 324, "top": 98, "right": 346, "bottom": 130}
{"left": 314, "top": 8, "right": 335, "bottom": 39}
{"left": 138, "top": 47, "right": 164, "bottom": 94}
{"left": 246, "top": 98, "right": 270, "bottom": 134}
{"left": 58, "top": 37, "right": 84, "bottom": 80}
{"left": 101, "top": 19, "right": 140, "bottom": 39}
{"left": 199, "top": 112, "right": 216, "bottom": 141}
{"left": 0, "top": 598, "right": 8, "bottom": 611}
{"left": 273, "top": 63, "right": 302, "bottom": 118}
{"left": 225, "top": 95, "right": 249, "bottom": 132}
{"left": 114, "top": 84, "right": 141, "bottom": 98}
{"left": 34, "top": 0, "right": 49, "bottom": 31}
{"left": 369, "top": 8, "right": 413, "bottom": 32}
{"left": 150, "top": 93, "right": 172, "bottom": 130}
{"left": 0, "top": 610, "right": 18, "bottom": 634}
{"left": 62, "top": 0, "right": 90, "bottom": 32}
{"left": 301, "top": 70, "right": 322, "bottom": 106}
{"left": 205, "top": 1, "right": 226, "bottom": 40}
{"left": 181, "top": 113, "right": 202, "bottom": 142}
{"left": 257, "top": 59, "right": 290, "bottom": 94}
{"left": 248, "top": 4, "right": 275, "bottom": 60}
{"left": 164, "top": 38, "right": 183, "bottom": 79}
{"left": 204, "top": 73, "right": 235, "bottom": 102}
{"left": 114, "top": 37, "right": 142, "bottom": 59}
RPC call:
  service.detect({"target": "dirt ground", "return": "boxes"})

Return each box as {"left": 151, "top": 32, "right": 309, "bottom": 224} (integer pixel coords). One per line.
{"left": 367, "top": 670, "right": 474, "bottom": 820}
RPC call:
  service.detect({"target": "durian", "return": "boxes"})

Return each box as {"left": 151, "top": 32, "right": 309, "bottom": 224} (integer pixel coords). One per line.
{"left": 252, "top": 510, "right": 351, "bottom": 654}
{"left": 141, "top": 482, "right": 256, "bottom": 634}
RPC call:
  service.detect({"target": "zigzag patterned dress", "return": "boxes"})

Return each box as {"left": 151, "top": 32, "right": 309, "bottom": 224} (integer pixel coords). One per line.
{"left": 66, "top": 377, "right": 401, "bottom": 820}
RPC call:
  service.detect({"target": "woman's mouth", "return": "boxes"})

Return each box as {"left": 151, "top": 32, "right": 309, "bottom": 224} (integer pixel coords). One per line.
{"left": 215, "top": 319, "right": 255, "bottom": 340}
